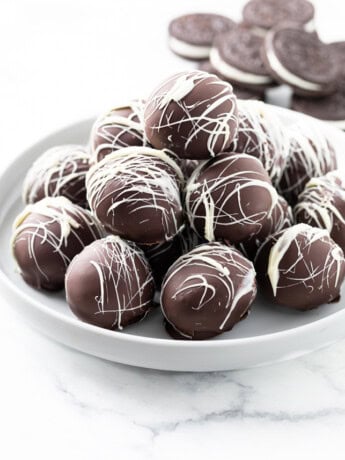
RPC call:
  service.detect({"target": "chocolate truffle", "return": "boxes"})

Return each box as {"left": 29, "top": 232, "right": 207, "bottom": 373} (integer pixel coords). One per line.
{"left": 210, "top": 26, "right": 274, "bottom": 90}
{"left": 90, "top": 100, "right": 146, "bottom": 163}
{"left": 185, "top": 152, "right": 278, "bottom": 244}
{"left": 12, "top": 197, "right": 103, "bottom": 291}
{"left": 277, "top": 125, "right": 337, "bottom": 205}
{"left": 140, "top": 225, "right": 204, "bottom": 288}
{"left": 263, "top": 25, "right": 338, "bottom": 96}
{"left": 255, "top": 223, "right": 345, "bottom": 310}
{"left": 168, "top": 13, "right": 235, "bottom": 60}
{"left": 161, "top": 242, "right": 257, "bottom": 339}
{"left": 23, "top": 145, "right": 90, "bottom": 208}
{"left": 242, "top": 0, "right": 315, "bottom": 36}
{"left": 66, "top": 235, "right": 155, "bottom": 330}
{"left": 294, "top": 171, "right": 345, "bottom": 252}
{"left": 238, "top": 195, "right": 292, "bottom": 260}
{"left": 231, "top": 100, "right": 288, "bottom": 184}
{"left": 144, "top": 70, "right": 238, "bottom": 160}
{"left": 86, "top": 147, "right": 184, "bottom": 245}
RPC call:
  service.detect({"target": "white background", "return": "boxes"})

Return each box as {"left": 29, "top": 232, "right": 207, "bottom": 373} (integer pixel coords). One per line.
{"left": 1, "top": 0, "right": 345, "bottom": 459}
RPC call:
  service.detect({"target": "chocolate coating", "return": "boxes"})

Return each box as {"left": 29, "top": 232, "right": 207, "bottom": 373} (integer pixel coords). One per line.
{"left": 12, "top": 197, "right": 103, "bottom": 291}
{"left": 295, "top": 171, "right": 345, "bottom": 252}
{"left": 140, "top": 226, "right": 204, "bottom": 288}
{"left": 238, "top": 195, "right": 292, "bottom": 260}
{"left": 180, "top": 158, "right": 201, "bottom": 179}
{"left": 185, "top": 152, "right": 279, "bottom": 244}
{"left": 169, "top": 13, "right": 235, "bottom": 47}
{"left": 231, "top": 100, "right": 287, "bottom": 185}
{"left": 90, "top": 100, "right": 146, "bottom": 163}
{"left": 144, "top": 70, "right": 238, "bottom": 160}
{"left": 86, "top": 147, "right": 184, "bottom": 245}
{"left": 243, "top": 0, "right": 315, "bottom": 31}
{"left": 277, "top": 125, "right": 337, "bottom": 205}
{"left": 255, "top": 224, "right": 345, "bottom": 310}
{"left": 263, "top": 25, "right": 338, "bottom": 96}
{"left": 23, "top": 145, "right": 90, "bottom": 208}
{"left": 66, "top": 236, "right": 155, "bottom": 330}
{"left": 161, "top": 242, "right": 257, "bottom": 340}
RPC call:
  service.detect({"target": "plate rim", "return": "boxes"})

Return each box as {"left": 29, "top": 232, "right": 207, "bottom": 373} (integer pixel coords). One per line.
{"left": 2, "top": 108, "right": 345, "bottom": 350}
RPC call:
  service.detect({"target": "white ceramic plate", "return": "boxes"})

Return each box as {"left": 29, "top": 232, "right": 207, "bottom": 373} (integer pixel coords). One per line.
{"left": 1, "top": 107, "right": 345, "bottom": 372}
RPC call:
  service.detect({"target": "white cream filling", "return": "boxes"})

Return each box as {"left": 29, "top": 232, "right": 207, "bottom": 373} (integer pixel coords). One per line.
{"left": 265, "top": 32, "right": 322, "bottom": 92}
{"left": 304, "top": 18, "right": 316, "bottom": 33}
{"left": 168, "top": 36, "right": 211, "bottom": 59}
{"left": 249, "top": 26, "right": 268, "bottom": 38}
{"left": 322, "top": 119, "right": 345, "bottom": 129}
{"left": 210, "top": 48, "right": 272, "bottom": 85}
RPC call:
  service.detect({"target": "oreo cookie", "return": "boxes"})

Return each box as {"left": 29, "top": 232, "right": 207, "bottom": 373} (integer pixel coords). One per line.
{"left": 210, "top": 26, "right": 274, "bottom": 89}
{"left": 291, "top": 86, "right": 345, "bottom": 130}
{"left": 198, "top": 60, "right": 265, "bottom": 100}
{"left": 329, "top": 41, "right": 345, "bottom": 80}
{"left": 263, "top": 25, "right": 339, "bottom": 96}
{"left": 168, "top": 13, "right": 235, "bottom": 60}
{"left": 242, "top": 0, "right": 315, "bottom": 36}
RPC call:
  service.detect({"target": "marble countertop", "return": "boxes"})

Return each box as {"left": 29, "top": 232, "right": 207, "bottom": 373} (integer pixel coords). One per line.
{"left": 2, "top": 0, "right": 345, "bottom": 458}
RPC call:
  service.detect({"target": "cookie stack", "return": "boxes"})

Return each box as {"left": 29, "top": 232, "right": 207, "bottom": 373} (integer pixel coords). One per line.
{"left": 168, "top": 0, "right": 345, "bottom": 129}
{"left": 12, "top": 70, "right": 345, "bottom": 340}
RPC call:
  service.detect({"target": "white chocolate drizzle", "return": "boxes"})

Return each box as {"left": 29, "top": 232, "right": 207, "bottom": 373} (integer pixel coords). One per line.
{"left": 277, "top": 123, "right": 337, "bottom": 202}
{"left": 267, "top": 223, "right": 343, "bottom": 296}
{"left": 86, "top": 147, "right": 184, "bottom": 242}
{"left": 161, "top": 242, "right": 256, "bottom": 338}
{"left": 22, "top": 145, "right": 90, "bottom": 204}
{"left": 232, "top": 100, "right": 289, "bottom": 184}
{"left": 294, "top": 171, "right": 345, "bottom": 233}
{"left": 12, "top": 196, "right": 103, "bottom": 281}
{"left": 89, "top": 100, "right": 146, "bottom": 163}
{"left": 66, "top": 235, "right": 154, "bottom": 330}
{"left": 144, "top": 70, "right": 238, "bottom": 157}
{"left": 185, "top": 153, "right": 279, "bottom": 242}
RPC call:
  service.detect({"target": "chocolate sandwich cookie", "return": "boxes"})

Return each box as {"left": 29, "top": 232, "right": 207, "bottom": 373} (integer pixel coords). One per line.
{"left": 329, "top": 41, "right": 345, "bottom": 79}
{"left": 168, "top": 13, "right": 235, "bottom": 60}
{"left": 263, "top": 25, "right": 338, "bottom": 96}
{"left": 210, "top": 26, "right": 274, "bottom": 90}
{"left": 198, "top": 60, "right": 265, "bottom": 100}
{"left": 242, "top": 0, "right": 315, "bottom": 36}
{"left": 291, "top": 86, "right": 345, "bottom": 130}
